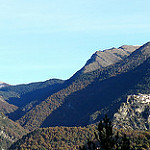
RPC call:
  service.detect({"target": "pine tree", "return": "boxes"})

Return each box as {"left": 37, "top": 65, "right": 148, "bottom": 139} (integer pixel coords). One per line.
{"left": 94, "top": 115, "right": 115, "bottom": 150}
{"left": 80, "top": 115, "right": 132, "bottom": 150}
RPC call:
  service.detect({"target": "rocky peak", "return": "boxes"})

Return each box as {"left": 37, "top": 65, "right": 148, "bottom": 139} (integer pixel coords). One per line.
{"left": 81, "top": 45, "right": 140, "bottom": 74}
{"left": 119, "top": 45, "right": 140, "bottom": 53}
{"left": 113, "top": 93, "right": 150, "bottom": 130}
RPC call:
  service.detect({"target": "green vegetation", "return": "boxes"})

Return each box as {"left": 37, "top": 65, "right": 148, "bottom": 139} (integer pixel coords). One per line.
{"left": 0, "top": 97, "right": 17, "bottom": 114}
{"left": 80, "top": 115, "right": 132, "bottom": 150}
{"left": 0, "top": 79, "right": 64, "bottom": 121}
{"left": 0, "top": 112, "right": 27, "bottom": 150}
{"left": 118, "top": 129, "right": 150, "bottom": 149}
{"left": 1, "top": 42, "right": 150, "bottom": 149}
{"left": 9, "top": 118, "right": 150, "bottom": 150}
{"left": 0, "top": 79, "right": 64, "bottom": 98}
{"left": 80, "top": 116, "right": 150, "bottom": 150}
{"left": 0, "top": 79, "right": 64, "bottom": 106}
{"left": 9, "top": 125, "right": 96, "bottom": 150}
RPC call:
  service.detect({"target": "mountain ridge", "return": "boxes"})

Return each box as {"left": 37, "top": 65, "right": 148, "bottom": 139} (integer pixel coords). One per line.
{"left": 0, "top": 42, "right": 150, "bottom": 149}
{"left": 17, "top": 42, "right": 150, "bottom": 131}
{"left": 79, "top": 45, "right": 140, "bottom": 74}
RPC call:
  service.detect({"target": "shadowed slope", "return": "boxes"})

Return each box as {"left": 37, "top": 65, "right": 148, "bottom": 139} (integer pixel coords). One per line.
{"left": 18, "top": 42, "right": 150, "bottom": 131}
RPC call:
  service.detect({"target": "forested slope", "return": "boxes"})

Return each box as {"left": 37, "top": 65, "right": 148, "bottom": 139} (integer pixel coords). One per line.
{"left": 0, "top": 79, "right": 65, "bottom": 121}
{"left": 9, "top": 122, "right": 150, "bottom": 150}
{"left": 0, "top": 96, "right": 17, "bottom": 114}
{"left": 9, "top": 125, "right": 96, "bottom": 150}
{"left": 0, "top": 112, "right": 27, "bottom": 150}
{"left": 17, "top": 42, "right": 150, "bottom": 131}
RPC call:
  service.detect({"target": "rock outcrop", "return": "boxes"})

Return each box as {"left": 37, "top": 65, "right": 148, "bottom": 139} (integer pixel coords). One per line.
{"left": 113, "top": 93, "right": 150, "bottom": 130}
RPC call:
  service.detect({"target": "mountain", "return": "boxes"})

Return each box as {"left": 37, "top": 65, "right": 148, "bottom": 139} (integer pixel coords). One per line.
{"left": 0, "top": 79, "right": 65, "bottom": 120}
{"left": 0, "top": 112, "right": 27, "bottom": 150}
{"left": 1, "top": 42, "right": 150, "bottom": 149}
{"left": 0, "top": 45, "right": 138, "bottom": 124}
{"left": 79, "top": 45, "right": 140, "bottom": 74}
{"left": 71, "top": 45, "right": 139, "bottom": 79}
{"left": 0, "top": 81, "right": 10, "bottom": 89}
{"left": 113, "top": 93, "right": 150, "bottom": 130}
{"left": 1, "top": 45, "right": 139, "bottom": 106}
{"left": 16, "top": 42, "right": 150, "bottom": 131}
{"left": 0, "top": 78, "right": 64, "bottom": 103}
{"left": 41, "top": 54, "right": 150, "bottom": 128}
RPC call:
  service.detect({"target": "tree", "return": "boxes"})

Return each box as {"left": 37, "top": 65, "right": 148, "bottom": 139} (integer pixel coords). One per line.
{"left": 80, "top": 115, "right": 132, "bottom": 150}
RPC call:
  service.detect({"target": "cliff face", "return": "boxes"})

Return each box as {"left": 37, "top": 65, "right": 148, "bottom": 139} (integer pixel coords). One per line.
{"left": 113, "top": 93, "right": 150, "bottom": 130}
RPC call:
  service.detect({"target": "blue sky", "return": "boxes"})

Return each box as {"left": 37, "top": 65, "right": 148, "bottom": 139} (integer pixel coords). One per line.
{"left": 0, "top": 0, "right": 150, "bottom": 85}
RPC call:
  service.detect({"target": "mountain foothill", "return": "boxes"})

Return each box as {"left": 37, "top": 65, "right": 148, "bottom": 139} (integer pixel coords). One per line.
{"left": 0, "top": 42, "right": 150, "bottom": 149}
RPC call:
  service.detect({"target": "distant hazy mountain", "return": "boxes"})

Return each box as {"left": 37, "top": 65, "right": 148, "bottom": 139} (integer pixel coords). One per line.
{"left": 0, "top": 81, "right": 10, "bottom": 88}
{"left": 1, "top": 78, "right": 65, "bottom": 106}
{"left": 16, "top": 42, "right": 150, "bottom": 131}
{"left": 0, "top": 78, "right": 65, "bottom": 121}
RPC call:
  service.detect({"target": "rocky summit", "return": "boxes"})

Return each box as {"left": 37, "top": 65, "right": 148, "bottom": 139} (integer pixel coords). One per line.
{"left": 113, "top": 93, "right": 150, "bottom": 130}
{"left": 80, "top": 45, "right": 140, "bottom": 73}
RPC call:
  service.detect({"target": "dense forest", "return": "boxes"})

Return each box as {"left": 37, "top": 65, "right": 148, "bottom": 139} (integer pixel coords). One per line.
{"left": 9, "top": 126, "right": 96, "bottom": 150}
{"left": 9, "top": 118, "right": 150, "bottom": 150}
